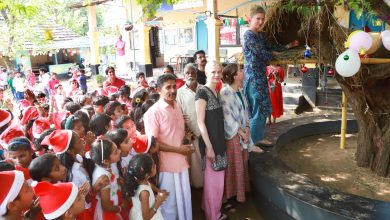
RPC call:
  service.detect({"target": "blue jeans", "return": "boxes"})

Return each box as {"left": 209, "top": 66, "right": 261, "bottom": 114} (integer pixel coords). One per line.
{"left": 15, "top": 91, "right": 24, "bottom": 101}
{"left": 246, "top": 83, "right": 267, "bottom": 144}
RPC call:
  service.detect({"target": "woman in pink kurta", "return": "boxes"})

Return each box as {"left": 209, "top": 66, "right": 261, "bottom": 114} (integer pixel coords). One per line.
{"left": 26, "top": 69, "right": 36, "bottom": 90}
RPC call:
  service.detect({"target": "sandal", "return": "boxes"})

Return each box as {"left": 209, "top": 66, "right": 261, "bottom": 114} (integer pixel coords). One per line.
{"left": 255, "top": 140, "right": 273, "bottom": 148}
{"left": 219, "top": 213, "right": 228, "bottom": 220}
{"left": 222, "top": 202, "right": 236, "bottom": 213}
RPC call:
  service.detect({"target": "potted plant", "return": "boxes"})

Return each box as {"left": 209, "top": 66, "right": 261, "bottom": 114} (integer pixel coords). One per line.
{"left": 95, "top": 74, "right": 105, "bottom": 88}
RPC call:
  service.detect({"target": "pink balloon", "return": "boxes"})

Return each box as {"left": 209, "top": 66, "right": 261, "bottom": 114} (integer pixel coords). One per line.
{"left": 382, "top": 30, "right": 390, "bottom": 51}
{"left": 349, "top": 31, "right": 373, "bottom": 53}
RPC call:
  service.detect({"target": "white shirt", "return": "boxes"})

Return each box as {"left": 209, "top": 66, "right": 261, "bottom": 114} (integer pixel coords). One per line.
{"left": 39, "top": 73, "right": 50, "bottom": 86}
{"left": 13, "top": 77, "right": 26, "bottom": 92}
{"left": 176, "top": 83, "right": 201, "bottom": 136}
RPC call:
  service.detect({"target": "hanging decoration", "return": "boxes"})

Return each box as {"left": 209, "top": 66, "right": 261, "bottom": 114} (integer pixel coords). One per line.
{"left": 223, "top": 19, "right": 230, "bottom": 27}
{"left": 304, "top": 46, "right": 312, "bottom": 58}
{"left": 327, "top": 68, "right": 334, "bottom": 76}
{"left": 238, "top": 17, "right": 245, "bottom": 26}
{"left": 345, "top": 30, "right": 373, "bottom": 54}
{"left": 335, "top": 49, "right": 361, "bottom": 77}
{"left": 365, "top": 32, "right": 381, "bottom": 54}
{"left": 301, "top": 65, "right": 308, "bottom": 73}
{"left": 381, "top": 30, "right": 390, "bottom": 51}
{"left": 48, "top": 50, "right": 53, "bottom": 57}
{"left": 230, "top": 18, "right": 237, "bottom": 27}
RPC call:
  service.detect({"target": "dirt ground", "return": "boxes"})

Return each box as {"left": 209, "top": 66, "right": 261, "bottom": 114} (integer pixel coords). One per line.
{"left": 279, "top": 134, "right": 390, "bottom": 202}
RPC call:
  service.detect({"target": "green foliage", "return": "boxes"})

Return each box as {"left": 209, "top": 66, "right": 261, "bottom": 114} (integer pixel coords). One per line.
{"left": 128, "top": 0, "right": 181, "bottom": 20}
{"left": 335, "top": 0, "right": 377, "bottom": 18}
{"left": 279, "top": 0, "right": 317, "bottom": 19}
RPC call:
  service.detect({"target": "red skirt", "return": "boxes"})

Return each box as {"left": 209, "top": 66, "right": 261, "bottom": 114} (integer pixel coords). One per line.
{"left": 224, "top": 134, "right": 250, "bottom": 202}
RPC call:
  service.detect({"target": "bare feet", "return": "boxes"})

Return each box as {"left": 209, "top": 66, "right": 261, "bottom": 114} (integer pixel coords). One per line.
{"left": 251, "top": 146, "right": 264, "bottom": 153}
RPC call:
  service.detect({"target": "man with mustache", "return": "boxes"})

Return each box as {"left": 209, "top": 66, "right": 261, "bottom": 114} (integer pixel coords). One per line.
{"left": 143, "top": 74, "right": 194, "bottom": 220}
{"left": 193, "top": 50, "right": 207, "bottom": 85}
{"left": 176, "top": 63, "right": 204, "bottom": 189}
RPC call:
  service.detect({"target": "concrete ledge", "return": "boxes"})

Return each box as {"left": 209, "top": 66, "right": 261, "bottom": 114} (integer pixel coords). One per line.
{"left": 249, "top": 115, "right": 390, "bottom": 220}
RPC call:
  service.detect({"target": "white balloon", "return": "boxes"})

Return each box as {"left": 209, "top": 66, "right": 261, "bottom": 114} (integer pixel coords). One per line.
{"left": 335, "top": 49, "right": 361, "bottom": 77}
{"left": 382, "top": 30, "right": 390, "bottom": 51}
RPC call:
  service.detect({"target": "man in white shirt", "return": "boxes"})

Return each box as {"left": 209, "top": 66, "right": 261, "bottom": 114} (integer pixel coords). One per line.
{"left": 38, "top": 68, "right": 51, "bottom": 98}
{"left": 176, "top": 63, "right": 204, "bottom": 188}
{"left": 12, "top": 72, "right": 26, "bottom": 101}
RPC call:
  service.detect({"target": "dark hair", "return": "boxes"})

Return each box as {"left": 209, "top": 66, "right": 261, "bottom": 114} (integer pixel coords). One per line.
{"left": 61, "top": 115, "right": 83, "bottom": 130}
{"left": 8, "top": 137, "right": 32, "bottom": 152}
{"left": 136, "top": 72, "right": 145, "bottom": 79}
{"left": 41, "top": 104, "right": 50, "bottom": 112}
{"left": 119, "top": 85, "right": 131, "bottom": 97}
{"left": 156, "top": 74, "right": 176, "bottom": 89}
{"left": 74, "top": 110, "right": 90, "bottom": 132}
{"left": 0, "top": 160, "right": 15, "bottom": 171}
{"left": 39, "top": 68, "right": 46, "bottom": 72}
{"left": 132, "top": 99, "right": 156, "bottom": 132}
{"left": 250, "top": 5, "right": 266, "bottom": 18}
{"left": 149, "top": 92, "right": 160, "bottom": 101}
{"left": 34, "top": 128, "right": 55, "bottom": 152}
{"left": 82, "top": 105, "right": 94, "bottom": 119}
{"left": 37, "top": 92, "right": 46, "bottom": 99}
{"left": 93, "top": 95, "right": 109, "bottom": 107}
{"left": 57, "top": 131, "right": 79, "bottom": 182}
{"left": 64, "top": 102, "right": 81, "bottom": 114}
{"left": 131, "top": 89, "right": 149, "bottom": 109}
{"left": 105, "top": 66, "right": 115, "bottom": 75}
{"left": 89, "top": 139, "right": 115, "bottom": 166}
{"left": 104, "top": 101, "right": 122, "bottom": 116}
{"left": 105, "top": 129, "right": 128, "bottom": 178}
{"left": 193, "top": 50, "right": 206, "bottom": 60}
{"left": 80, "top": 69, "right": 86, "bottom": 75}
{"left": 115, "top": 115, "right": 133, "bottom": 129}
{"left": 75, "top": 95, "right": 88, "bottom": 106}
{"left": 164, "top": 65, "right": 174, "bottom": 74}
{"left": 89, "top": 114, "right": 112, "bottom": 136}
{"left": 29, "top": 154, "right": 58, "bottom": 182}
{"left": 124, "top": 154, "right": 154, "bottom": 198}
{"left": 222, "top": 63, "right": 242, "bottom": 85}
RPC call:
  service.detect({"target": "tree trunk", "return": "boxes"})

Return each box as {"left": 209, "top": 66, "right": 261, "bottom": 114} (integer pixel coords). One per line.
{"left": 265, "top": 0, "right": 390, "bottom": 177}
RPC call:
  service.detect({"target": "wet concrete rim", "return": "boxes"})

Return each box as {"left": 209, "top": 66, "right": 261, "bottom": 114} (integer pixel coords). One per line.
{"left": 249, "top": 115, "right": 390, "bottom": 220}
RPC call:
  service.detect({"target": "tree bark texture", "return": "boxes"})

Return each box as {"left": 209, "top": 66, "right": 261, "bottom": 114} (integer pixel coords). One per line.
{"left": 265, "top": 0, "right": 390, "bottom": 176}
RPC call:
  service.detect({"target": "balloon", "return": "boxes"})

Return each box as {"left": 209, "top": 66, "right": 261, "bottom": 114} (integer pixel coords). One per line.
{"left": 381, "top": 30, "right": 390, "bottom": 51}
{"left": 344, "top": 30, "right": 362, "bottom": 48}
{"left": 304, "top": 49, "right": 312, "bottom": 58}
{"left": 365, "top": 32, "right": 381, "bottom": 54}
{"left": 335, "top": 49, "right": 361, "bottom": 77}
{"left": 328, "top": 69, "right": 334, "bottom": 76}
{"left": 301, "top": 66, "right": 308, "bottom": 73}
{"left": 348, "top": 31, "right": 373, "bottom": 54}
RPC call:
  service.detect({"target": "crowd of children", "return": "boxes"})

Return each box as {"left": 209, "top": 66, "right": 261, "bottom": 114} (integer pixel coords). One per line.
{"left": 0, "top": 54, "right": 262, "bottom": 220}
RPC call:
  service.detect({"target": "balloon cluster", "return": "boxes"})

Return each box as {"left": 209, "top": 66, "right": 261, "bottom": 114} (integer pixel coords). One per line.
{"left": 336, "top": 30, "right": 390, "bottom": 77}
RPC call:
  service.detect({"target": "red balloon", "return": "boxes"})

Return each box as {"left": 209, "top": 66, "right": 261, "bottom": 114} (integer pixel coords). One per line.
{"left": 328, "top": 69, "right": 334, "bottom": 75}
{"left": 301, "top": 66, "right": 308, "bottom": 73}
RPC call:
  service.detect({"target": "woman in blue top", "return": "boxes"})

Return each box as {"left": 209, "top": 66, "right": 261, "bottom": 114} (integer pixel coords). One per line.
{"left": 243, "top": 5, "right": 298, "bottom": 145}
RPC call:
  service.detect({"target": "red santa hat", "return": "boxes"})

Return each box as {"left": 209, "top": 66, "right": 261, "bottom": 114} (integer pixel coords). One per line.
{"left": 32, "top": 117, "right": 51, "bottom": 139}
{"left": 0, "top": 109, "right": 11, "bottom": 128}
{"left": 21, "top": 106, "right": 39, "bottom": 125}
{"left": 32, "top": 181, "right": 78, "bottom": 220}
{"left": 41, "top": 130, "right": 73, "bottom": 154}
{"left": 130, "top": 135, "right": 153, "bottom": 153}
{"left": 0, "top": 170, "right": 25, "bottom": 216}
{"left": 51, "top": 111, "right": 70, "bottom": 129}
{"left": 18, "top": 99, "right": 31, "bottom": 111}
{"left": 0, "top": 124, "right": 25, "bottom": 147}
{"left": 106, "top": 86, "right": 119, "bottom": 96}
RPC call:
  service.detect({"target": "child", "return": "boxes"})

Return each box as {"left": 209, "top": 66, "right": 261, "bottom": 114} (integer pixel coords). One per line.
{"left": 79, "top": 69, "right": 87, "bottom": 94}
{"left": 104, "top": 101, "right": 124, "bottom": 122}
{"left": 62, "top": 115, "right": 95, "bottom": 152}
{"left": 118, "top": 86, "right": 132, "bottom": 113}
{"left": 124, "top": 154, "right": 168, "bottom": 220}
{"left": 0, "top": 170, "right": 34, "bottom": 219}
{"left": 0, "top": 109, "right": 12, "bottom": 135}
{"left": 41, "top": 130, "right": 94, "bottom": 220}
{"left": 89, "top": 114, "right": 112, "bottom": 137}
{"left": 115, "top": 115, "right": 137, "bottom": 138}
{"left": 88, "top": 139, "right": 123, "bottom": 220}
{"left": 12, "top": 72, "right": 26, "bottom": 101}
{"left": 32, "top": 181, "right": 86, "bottom": 220}
{"left": 7, "top": 137, "right": 35, "bottom": 183}
{"left": 29, "top": 153, "right": 67, "bottom": 183}
{"left": 105, "top": 129, "right": 133, "bottom": 177}
{"left": 48, "top": 72, "right": 60, "bottom": 96}
{"left": 93, "top": 96, "right": 109, "bottom": 114}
